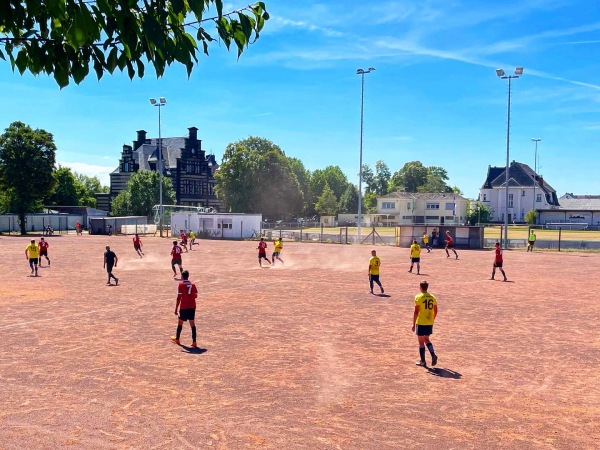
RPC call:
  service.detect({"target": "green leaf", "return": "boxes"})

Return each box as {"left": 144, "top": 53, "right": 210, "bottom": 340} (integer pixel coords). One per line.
{"left": 15, "top": 50, "right": 29, "bottom": 75}
{"left": 171, "top": 0, "right": 185, "bottom": 14}
{"left": 136, "top": 59, "right": 145, "bottom": 78}
{"left": 107, "top": 47, "right": 118, "bottom": 72}
{"left": 214, "top": 0, "right": 224, "bottom": 18}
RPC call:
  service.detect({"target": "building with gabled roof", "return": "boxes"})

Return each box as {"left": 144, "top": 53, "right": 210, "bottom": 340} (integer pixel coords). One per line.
{"left": 96, "top": 127, "right": 221, "bottom": 213}
{"left": 538, "top": 193, "right": 600, "bottom": 227}
{"left": 479, "top": 161, "right": 559, "bottom": 224}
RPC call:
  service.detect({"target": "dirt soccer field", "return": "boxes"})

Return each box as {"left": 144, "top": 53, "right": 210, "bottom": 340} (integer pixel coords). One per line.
{"left": 1, "top": 234, "right": 599, "bottom": 449}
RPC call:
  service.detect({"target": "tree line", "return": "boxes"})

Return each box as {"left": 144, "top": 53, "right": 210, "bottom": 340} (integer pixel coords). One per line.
{"left": 214, "top": 137, "right": 464, "bottom": 220}
{"left": 0, "top": 122, "right": 108, "bottom": 233}
{"left": 1, "top": 123, "right": 473, "bottom": 234}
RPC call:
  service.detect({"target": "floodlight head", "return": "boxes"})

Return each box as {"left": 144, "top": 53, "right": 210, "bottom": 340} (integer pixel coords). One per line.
{"left": 357, "top": 69, "right": 365, "bottom": 75}
{"left": 368, "top": 67, "right": 376, "bottom": 72}
{"left": 515, "top": 67, "right": 524, "bottom": 75}
{"left": 159, "top": 97, "right": 166, "bottom": 104}
{"left": 531, "top": 137, "right": 542, "bottom": 142}
{"left": 496, "top": 68, "right": 505, "bottom": 78}
{"left": 150, "top": 98, "right": 157, "bottom": 105}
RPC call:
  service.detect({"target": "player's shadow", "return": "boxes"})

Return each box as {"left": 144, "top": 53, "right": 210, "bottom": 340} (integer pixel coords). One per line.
{"left": 373, "top": 293, "right": 391, "bottom": 298}
{"left": 427, "top": 367, "right": 462, "bottom": 379}
{"left": 180, "top": 345, "right": 207, "bottom": 355}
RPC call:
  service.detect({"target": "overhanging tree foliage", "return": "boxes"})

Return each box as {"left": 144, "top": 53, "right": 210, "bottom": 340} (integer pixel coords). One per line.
{"left": 0, "top": 121, "right": 57, "bottom": 234}
{"left": 0, "top": 1, "right": 270, "bottom": 87}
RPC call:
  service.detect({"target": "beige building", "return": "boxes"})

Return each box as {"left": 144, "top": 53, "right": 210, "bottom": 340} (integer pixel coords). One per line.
{"left": 376, "top": 192, "right": 468, "bottom": 226}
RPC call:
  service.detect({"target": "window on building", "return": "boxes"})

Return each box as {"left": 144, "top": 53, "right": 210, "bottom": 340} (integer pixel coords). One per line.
{"left": 381, "top": 202, "right": 395, "bottom": 209}
{"left": 425, "top": 215, "right": 439, "bottom": 220}
{"left": 426, "top": 203, "right": 440, "bottom": 210}
{"left": 508, "top": 194, "right": 514, "bottom": 207}
{"left": 522, "top": 190, "right": 526, "bottom": 196}
{"left": 483, "top": 194, "right": 487, "bottom": 201}
{"left": 536, "top": 193, "right": 542, "bottom": 202}
{"left": 445, "top": 202, "right": 455, "bottom": 210}
{"left": 124, "top": 162, "right": 129, "bottom": 172}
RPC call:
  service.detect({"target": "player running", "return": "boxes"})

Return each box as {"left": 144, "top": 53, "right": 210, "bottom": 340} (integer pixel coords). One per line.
{"left": 25, "top": 239, "right": 40, "bottom": 277}
{"left": 445, "top": 230, "right": 459, "bottom": 259}
{"left": 368, "top": 250, "right": 384, "bottom": 294}
{"left": 272, "top": 238, "right": 284, "bottom": 265}
{"left": 412, "top": 280, "right": 438, "bottom": 367}
{"left": 179, "top": 229, "right": 189, "bottom": 252}
{"left": 257, "top": 238, "right": 271, "bottom": 267}
{"left": 527, "top": 230, "right": 536, "bottom": 252}
{"left": 188, "top": 230, "right": 197, "bottom": 250}
{"left": 103, "top": 245, "right": 119, "bottom": 285}
{"left": 171, "top": 240, "right": 184, "bottom": 277}
{"left": 132, "top": 233, "right": 144, "bottom": 258}
{"left": 408, "top": 240, "right": 421, "bottom": 275}
{"left": 38, "top": 237, "right": 50, "bottom": 267}
{"left": 171, "top": 270, "right": 199, "bottom": 347}
{"left": 490, "top": 242, "right": 508, "bottom": 281}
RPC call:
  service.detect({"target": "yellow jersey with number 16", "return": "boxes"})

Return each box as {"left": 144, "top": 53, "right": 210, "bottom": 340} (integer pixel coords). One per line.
{"left": 414, "top": 292, "right": 437, "bottom": 325}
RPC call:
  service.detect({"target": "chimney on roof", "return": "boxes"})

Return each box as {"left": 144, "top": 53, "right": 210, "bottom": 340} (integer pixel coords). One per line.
{"left": 136, "top": 130, "right": 147, "bottom": 143}
{"left": 539, "top": 176, "right": 544, "bottom": 187}
{"left": 188, "top": 127, "right": 198, "bottom": 142}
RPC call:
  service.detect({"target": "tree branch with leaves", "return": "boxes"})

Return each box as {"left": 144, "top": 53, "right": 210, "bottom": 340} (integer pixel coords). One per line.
{"left": 0, "top": 1, "right": 270, "bottom": 87}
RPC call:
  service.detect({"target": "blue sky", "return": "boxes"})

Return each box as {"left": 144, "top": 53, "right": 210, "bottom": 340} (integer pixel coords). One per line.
{"left": 1, "top": 0, "right": 599, "bottom": 199}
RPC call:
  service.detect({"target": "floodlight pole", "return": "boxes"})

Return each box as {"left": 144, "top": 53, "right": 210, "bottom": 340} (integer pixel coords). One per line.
{"left": 150, "top": 97, "right": 166, "bottom": 237}
{"left": 356, "top": 67, "right": 375, "bottom": 241}
{"left": 496, "top": 67, "right": 523, "bottom": 249}
{"left": 531, "top": 138, "right": 541, "bottom": 224}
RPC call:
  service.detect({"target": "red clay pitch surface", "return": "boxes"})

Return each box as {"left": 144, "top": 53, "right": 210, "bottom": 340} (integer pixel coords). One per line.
{"left": 1, "top": 235, "right": 599, "bottom": 449}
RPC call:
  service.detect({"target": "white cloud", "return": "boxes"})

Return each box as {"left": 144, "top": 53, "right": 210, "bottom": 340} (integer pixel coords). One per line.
{"left": 59, "top": 161, "right": 114, "bottom": 186}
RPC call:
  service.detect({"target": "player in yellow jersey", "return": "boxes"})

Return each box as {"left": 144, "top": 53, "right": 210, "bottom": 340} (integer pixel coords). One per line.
{"left": 422, "top": 232, "right": 431, "bottom": 252}
{"left": 412, "top": 280, "right": 438, "bottom": 367}
{"left": 368, "top": 250, "right": 384, "bottom": 294}
{"left": 25, "top": 239, "right": 40, "bottom": 277}
{"left": 408, "top": 239, "right": 421, "bottom": 275}
{"left": 188, "top": 230, "right": 197, "bottom": 250}
{"left": 272, "top": 238, "right": 284, "bottom": 265}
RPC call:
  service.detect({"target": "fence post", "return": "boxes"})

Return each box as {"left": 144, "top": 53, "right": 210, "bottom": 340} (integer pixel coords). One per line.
{"left": 345, "top": 226, "right": 348, "bottom": 245}
{"left": 241, "top": 221, "right": 243, "bottom": 239}
{"left": 558, "top": 227, "right": 562, "bottom": 252}
{"left": 320, "top": 223, "right": 323, "bottom": 243}
{"left": 300, "top": 223, "right": 303, "bottom": 242}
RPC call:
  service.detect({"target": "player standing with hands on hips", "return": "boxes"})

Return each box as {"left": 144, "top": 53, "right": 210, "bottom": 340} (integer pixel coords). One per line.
{"left": 368, "top": 250, "right": 384, "bottom": 294}
{"left": 171, "top": 270, "right": 198, "bottom": 348}
{"left": 413, "top": 280, "right": 438, "bottom": 367}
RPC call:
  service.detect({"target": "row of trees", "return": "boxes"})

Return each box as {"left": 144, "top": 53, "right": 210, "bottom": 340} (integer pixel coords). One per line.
{"left": 213, "top": 137, "right": 464, "bottom": 219}
{"left": 0, "top": 121, "right": 109, "bottom": 233}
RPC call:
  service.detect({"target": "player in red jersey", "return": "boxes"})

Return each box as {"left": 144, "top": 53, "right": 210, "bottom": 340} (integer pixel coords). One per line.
{"left": 171, "top": 240, "right": 184, "bottom": 277}
{"left": 179, "top": 229, "right": 188, "bottom": 252}
{"left": 38, "top": 237, "right": 50, "bottom": 267}
{"left": 171, "top": 270, "right": 198, "bottom": 347}
{"left": 490, "top": 242, "right": 508, "bottom": 281}
{"left": 445, "top": 230, "right": 458, "bottom": 259}
{"left": 257, "top": 237, "right": 271, "bottom": 267}
{"left": 132, "top": 233, "right": 144, "bottom": 258}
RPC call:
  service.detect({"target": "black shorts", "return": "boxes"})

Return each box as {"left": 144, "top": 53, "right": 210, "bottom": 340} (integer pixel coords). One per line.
{"left": 258, "top": 253, "right": 268, "bottom": 260}
{"left": 106, "top": 263, "right": 114, "bottom": 272}
{"left": 528, "top": 240, "right": 535, "bottom": 246}
{"left": 179, "top": 308, "right": 196, "bottom": 321}
{"left": 494, "top": 261, "right": 503, "bottom": 268}
{"left": 40, "top": 250, "right": 48, "bottom": 257}
{"left": 29, "top": 258, "right": 38, "bottom": 265}
{"left": 172, "top": 258, "right": 182, "bottom": 266}
{"left": 134, "top": 245, "right": 141, "bottom": 250}
{"left": 446, "top": 243, "right": 454, "bottom": 248}
{"left": 369, "top": 274, "right": 380, "bottom": 282}
{"left": 272, "top": 252, "right": 280, "bottom": 257}
{"left": 411, "top": 257, "right": 420, "bottom": 263}
{"left": 416, "top": 325, "right": 433, "bottom": 336}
